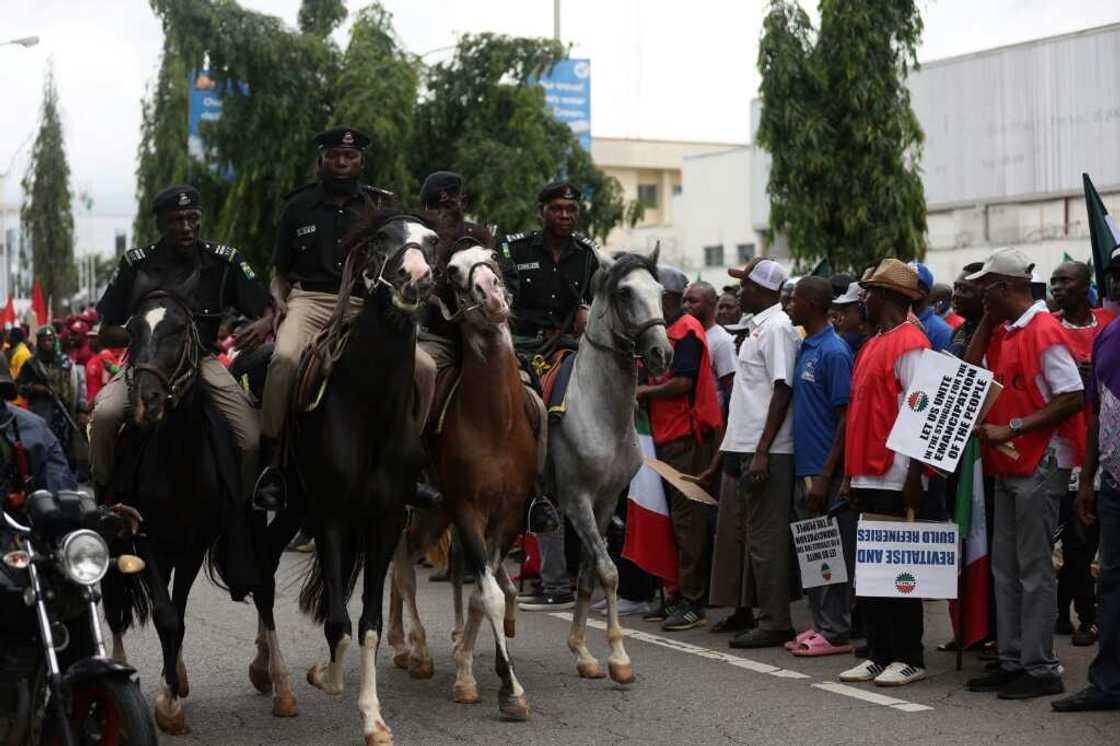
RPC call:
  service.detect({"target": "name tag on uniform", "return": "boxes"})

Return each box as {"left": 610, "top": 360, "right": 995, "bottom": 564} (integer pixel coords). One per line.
{"left": 296, "top": 224, "right": 317, "bottom": 237}
{"left": 516, "top": 261, "right": 540, "bottom": 271}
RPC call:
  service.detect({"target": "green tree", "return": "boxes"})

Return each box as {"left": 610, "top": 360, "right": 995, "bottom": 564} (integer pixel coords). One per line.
{"left": 415, "top": 33, "right": 627, "bottom": 241}
{"left": 756, "top": 0, "right": 926, "bottom": 270}
{"left": 21, "top": 66, "right": 77, "bottom": 317}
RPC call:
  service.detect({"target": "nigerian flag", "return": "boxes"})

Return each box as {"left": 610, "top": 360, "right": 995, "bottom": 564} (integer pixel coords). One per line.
{"left": 622, "top": 411, "right": 679, "bottom": 583}
{"left": 1083, "top": 173, "right": 1120, "bottom": 296}
{"left": 949, "top": 437, "right": 989, "bottom": 648}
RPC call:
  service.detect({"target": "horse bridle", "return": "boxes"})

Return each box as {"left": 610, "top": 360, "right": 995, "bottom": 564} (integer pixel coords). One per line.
{"left": 126, "top": 291, "right": 202, "bottom": 410}
{"left": 439, "top": 240, "right": 506, "bottom": 324}
{"left": 584, "top": 268, "right": 667, "bottom": 358}
{"left": 361, "top": 216, "right": 431, "bottom": 311}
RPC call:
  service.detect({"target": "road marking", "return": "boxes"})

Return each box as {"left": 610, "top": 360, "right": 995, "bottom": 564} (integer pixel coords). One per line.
{"left": 548, "top": 612, "right": 933, "bottom": 713}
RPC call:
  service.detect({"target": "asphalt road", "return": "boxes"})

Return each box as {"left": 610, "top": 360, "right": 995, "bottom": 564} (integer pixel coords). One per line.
{"left": 115, "top": 552, "right": 1116, "bottom": 745}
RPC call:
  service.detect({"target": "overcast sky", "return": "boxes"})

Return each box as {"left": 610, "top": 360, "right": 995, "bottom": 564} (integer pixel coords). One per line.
{"left": 1, "top": 0, "right": 1118, "bottom": 222}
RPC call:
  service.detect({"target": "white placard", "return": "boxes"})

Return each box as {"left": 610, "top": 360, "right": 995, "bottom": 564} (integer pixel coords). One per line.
{"left": 886, "top": 350, "right": 994, "bottom": 474}
{"left": 790, "top": 517, "right": 847, "bottom": 589}
{"left": 854, "top": 518, "right": 959, "bottom": 599}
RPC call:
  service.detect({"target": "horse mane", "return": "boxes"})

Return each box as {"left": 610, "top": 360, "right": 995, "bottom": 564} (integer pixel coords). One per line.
{"left": 599, "top": 251, "right": 659, "bottom": 297}
{"left": 341, "top": 207, "right": 434, "bottom": 256}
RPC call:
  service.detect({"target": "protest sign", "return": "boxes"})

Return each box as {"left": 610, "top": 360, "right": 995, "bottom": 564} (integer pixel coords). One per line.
{"left": 854, "top": 517, "right": 959, "bottom": 599}
{"left": 790, "top": 517, "right": 847, "bottom": 589}
{"left": 886, "top": 350, "right": 994, "bottom": 474}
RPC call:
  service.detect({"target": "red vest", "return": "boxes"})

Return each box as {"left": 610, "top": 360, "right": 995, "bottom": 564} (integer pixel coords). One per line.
{"left": 983, "top": 310, "right": 1072, "bottom": 476}
{"left": 648, "top": 314, "right": 722, "bottom": 446}
{"left": 1053, "top": 308, "right": 1114, "bottom": 466}
{"left": 845, "top": 322, "right": 930, "bottom": 478}
{"left": 945, "top": 312, "right": 965, "bottom": 331}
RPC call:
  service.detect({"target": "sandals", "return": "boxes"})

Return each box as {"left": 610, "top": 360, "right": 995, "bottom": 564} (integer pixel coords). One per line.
{"left": 784, "top": 628, "right": 816, "bottom": 651}
{"left": 791, "top": 632, "right": 854, "bottom": 657}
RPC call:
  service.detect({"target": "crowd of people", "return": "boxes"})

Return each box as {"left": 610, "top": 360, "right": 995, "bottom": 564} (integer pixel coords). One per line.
{"left": 519, "top": 246, "right": 1119, "bottom": 711}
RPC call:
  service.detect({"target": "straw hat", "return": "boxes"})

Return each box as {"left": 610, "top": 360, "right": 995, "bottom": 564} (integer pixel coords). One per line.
{"left": 858, "top": 258, "right": 923, "bottom": 301}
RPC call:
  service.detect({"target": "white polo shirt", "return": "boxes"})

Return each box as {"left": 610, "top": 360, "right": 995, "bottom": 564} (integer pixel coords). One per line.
{"left": 720, "top": 303, "right": 801, "bottom": 455}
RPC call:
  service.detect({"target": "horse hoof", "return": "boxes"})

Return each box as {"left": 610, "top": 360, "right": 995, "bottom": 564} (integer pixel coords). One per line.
{"left": 154, "top": 693, "right": 189, "bottom": 735}
{"left": 608, "top": 660, "right": 635, "bottom": 685}
{"left": 364, "top": 723, "right": 394, "bottom": 746}
{"left": 272, "top": 691, "right": 298, "bottom": 718}
{"left": 249, "top": 663, "right": 273, "bottom": 694}
{"left": 408, "top": 657, "right": 434, "bottom": 680}
{"left": 576, "top": 660, "right": 605, "bottom": 679}
{"left": 392, "top": 651, "right": 410, "bottom": 670}
{"left": 499, "top": 694, "right": 530, "bottom": 721}
{"left": 176, "top": 660, "right": 190, "bottom": 699}
{"left": 503, "top": 618, "right": 516, "bottom": 638}
{"left": 452, "top": 680, "right": 480, "bottom": 704}
{"left": 307, "top": 663, "right": 343, "bottom": 695}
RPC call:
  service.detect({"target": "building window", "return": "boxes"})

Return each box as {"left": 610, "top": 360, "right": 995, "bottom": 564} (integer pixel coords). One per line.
{"left": 637, "top": 183, "right": 658, "bottom": 209}
{"left": 671, "top": 184, "right": 682, "bottom": 196}
{"left": 704, "top": 245, "right": 724, "bottom": 267}
{"left": 737, "top": 243, "right": 756, "bottom": 263}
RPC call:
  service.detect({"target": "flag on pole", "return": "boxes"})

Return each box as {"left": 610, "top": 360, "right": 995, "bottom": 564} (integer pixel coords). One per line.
{"left": 949, "top": 437, "right": 989, "bottom": 648}
{"left": 0, "top": 299, "right": 15, "bottom": 327}
{"left": 31, "top": 281, "right": 48, "bottom": 325}
{"left": 1083, "top": 173, "right": 1120, "bottom": 294}
{"left": 622, "top": 411, "right": 679, "bottom": 583}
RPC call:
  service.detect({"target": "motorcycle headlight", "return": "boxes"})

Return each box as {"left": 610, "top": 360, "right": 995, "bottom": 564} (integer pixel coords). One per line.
{"left": 58, "top": 530, "right": 110, "bottom": 586}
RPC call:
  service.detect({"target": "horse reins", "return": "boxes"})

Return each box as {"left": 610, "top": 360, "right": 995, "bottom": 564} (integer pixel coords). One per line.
{"left": 127, "top": 292, "right": 202, "bottom": 409}
{"left": 583, "top": 269, "right": 666, "bottom": 357}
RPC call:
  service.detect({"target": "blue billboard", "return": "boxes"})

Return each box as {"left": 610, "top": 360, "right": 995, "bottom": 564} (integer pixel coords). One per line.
{"left": 188, "top": 70, "right": 248, "bottom": 162}
{"left": 536, "top": 59, "right": 591, "bottom": 152}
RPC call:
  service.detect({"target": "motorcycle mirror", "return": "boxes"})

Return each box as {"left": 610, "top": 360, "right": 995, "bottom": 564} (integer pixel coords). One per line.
{"left": 116, "top": 554, "right": 146, "bottom": 574}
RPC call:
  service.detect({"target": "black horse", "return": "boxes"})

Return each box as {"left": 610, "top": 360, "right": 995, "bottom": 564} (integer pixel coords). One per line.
{"left": 276, "top": 211, "right": 436, "bottom": 745}
{"left": 100, "top": 285, "right": 297, "bottom": 736}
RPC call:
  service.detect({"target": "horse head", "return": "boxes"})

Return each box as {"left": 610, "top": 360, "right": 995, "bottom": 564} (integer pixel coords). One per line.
{"left": 126, "top": 287, "right": 201, "bottom": 427}
{"left": 444, "top": 244, "right": 510, "bottom": 329}
{"left": 589, "top": 245, "right": 673, "bottom": 377}
{"left": 351, "top": 211, "right": 437, "bottom": 315}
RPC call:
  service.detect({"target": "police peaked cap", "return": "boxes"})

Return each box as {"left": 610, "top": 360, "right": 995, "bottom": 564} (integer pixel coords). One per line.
{"left": 537, "top": 181, "right": 582, "bottom": 205}
{"left": 314, "top": 127, "right": 371, "bottom": 151}
{"left": 152, "top": 185, "right": 201, "bottom": 214}
{"left": 420, "top": 171, "right": 464, "bottom": 207}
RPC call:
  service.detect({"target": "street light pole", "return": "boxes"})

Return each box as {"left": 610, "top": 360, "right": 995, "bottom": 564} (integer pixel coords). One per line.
{"left": 553, "top": 0, "right": 561, "bottom": 42}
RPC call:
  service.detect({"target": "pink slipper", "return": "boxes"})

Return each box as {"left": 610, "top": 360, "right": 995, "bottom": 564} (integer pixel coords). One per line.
{"left": 783, "top": 628, "right": 816, "bottom": 651}
{"left": 791, "top": 632, "right": 854, "bottom": 657}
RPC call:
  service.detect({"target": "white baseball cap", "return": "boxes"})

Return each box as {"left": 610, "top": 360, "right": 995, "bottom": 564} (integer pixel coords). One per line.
{"left": 744, "top": 259, "right": 788, "bottom": 291}
{"left": 965, "top": 248, "right": 1034, "bottom": 281}
{"left": 832, "top": 281, "right": 862, "bottom": 306}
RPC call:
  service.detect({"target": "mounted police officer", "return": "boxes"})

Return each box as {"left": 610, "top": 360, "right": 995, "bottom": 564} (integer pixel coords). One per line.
{"left": 501, "top": 181, "right": 598, "bottom": 356}
{"left": 90, "top": 185, "right": 272, "bottom": 505}
{"left": 254, "top": 127, "right": 435, "bottom": 512}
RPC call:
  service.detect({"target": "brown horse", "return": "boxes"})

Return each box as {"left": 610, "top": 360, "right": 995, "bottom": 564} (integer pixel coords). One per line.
{"left": 388, "top": 244, "right": 544, "bottom": 721}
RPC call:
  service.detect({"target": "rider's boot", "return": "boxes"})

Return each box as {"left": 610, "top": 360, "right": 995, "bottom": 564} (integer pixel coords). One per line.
{"left": 251, "top": 436, "right": 287, "bottom": 512}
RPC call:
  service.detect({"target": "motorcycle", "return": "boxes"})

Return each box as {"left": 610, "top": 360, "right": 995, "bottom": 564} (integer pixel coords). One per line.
{"left": 1, "top": 489, "right": 157, "bottom": 745}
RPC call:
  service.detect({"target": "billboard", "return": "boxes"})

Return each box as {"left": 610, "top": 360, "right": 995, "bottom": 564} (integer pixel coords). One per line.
{"left": 537, "top": 59, "right": 591, "bottom": 151}
{"left": 188, "top": 70, "right": 248, "bottom": 162}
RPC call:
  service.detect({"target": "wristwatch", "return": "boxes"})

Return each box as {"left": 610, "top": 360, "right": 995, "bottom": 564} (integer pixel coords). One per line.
{"left": 1009, "top": 417, "right": 1024, "bottom": 434}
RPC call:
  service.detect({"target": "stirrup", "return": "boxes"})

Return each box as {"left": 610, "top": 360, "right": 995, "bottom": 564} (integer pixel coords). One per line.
{"left": 527, "top": 495, "right": 561, "bottom": 534}
{"left": 252, "top": 465, "right": 287, "bottom": 512}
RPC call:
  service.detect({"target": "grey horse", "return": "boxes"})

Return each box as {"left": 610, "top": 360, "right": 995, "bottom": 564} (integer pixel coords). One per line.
{"left": 546, "top": 247, "right": 672, "bottom": 683}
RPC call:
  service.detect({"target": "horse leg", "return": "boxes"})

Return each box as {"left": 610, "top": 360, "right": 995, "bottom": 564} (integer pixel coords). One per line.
{"left": 307, "top": 525, "right": 353, "bottom": 696}
{"left": 451, "top": 577, "right": 484, "bottom": 705}
{"left": 252, "top": 582, "right": 298, "bottom": 717}
{"left": 569, "top": 499, "right": 633, "bottom": 684}
{"left": 140, "top": 547, "right": 188, "bottom": 735}
{"left": 356, "top": 514, "right": 404, "bottom": 745}
{"left": 391, "top": 539, "right": 433, "bottom": 679}
{"left": 480, "top": 549, "right": 529, "bottom": 721}
{"left": 567, "top": 551, "right": 604, "bottom": 679}
{"left": 449, "top": 530, "right": 466, "bottom": 645}
{"left": 387, "top": 551, "right": 409, "bottom": 669}
{"left": 100, "top": 571, "right": 129, "bottom": 664}
{"left": 496, "top": 563, "right": 518, "bottom": 638}
{"left": 169, "top": 547, "right": 206, "bottom": 700}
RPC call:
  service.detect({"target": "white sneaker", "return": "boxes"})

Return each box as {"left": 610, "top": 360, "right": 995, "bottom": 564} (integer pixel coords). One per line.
{"left": 839, "top": 660, "right": 885, "bottom": 682}
{"left": 591, "top": 597, "right": 608, "bottom": 612}
{"left": 599, "top": 598, "right": 650, "bottom": 617}
{"left": 873, "top": 662, "right": 927, "bottom": 687}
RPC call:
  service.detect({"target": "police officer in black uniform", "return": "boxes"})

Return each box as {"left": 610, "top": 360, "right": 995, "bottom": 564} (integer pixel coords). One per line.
{"left": 500, "top": 181, "right": 599, "bottom": 355}
{"left": 255, "top": 127, "right": 402, "bottom": 511}
{"left": 90, "top": 185, "right": 272, "bottom": 505}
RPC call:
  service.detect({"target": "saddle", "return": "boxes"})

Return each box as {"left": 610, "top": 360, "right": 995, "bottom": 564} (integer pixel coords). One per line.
{"left": 426, "top": 365, "right": 462, "bottom": 438}
{"left": 294, "top": 321, "right": 352, "bottom": 414}
{"left": 536, "top": 349, "right": 576, "bottom": 422}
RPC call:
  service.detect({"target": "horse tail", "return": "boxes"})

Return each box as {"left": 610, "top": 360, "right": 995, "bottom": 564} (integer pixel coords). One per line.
{"left": 427, "top": 527, "right": 452, "bottom": 572}
{"left": 298, "top": 539, "right": 365, "bottom": 624}
{"left": 101, "top": 548, "right": 152, "bottom": 632}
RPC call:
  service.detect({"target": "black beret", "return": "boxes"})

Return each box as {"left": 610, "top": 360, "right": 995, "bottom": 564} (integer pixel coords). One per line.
{"left": 313, "top": 127, "right": 370, "bottom": 151}
{"left": 152, "top": 185, "right": 201, "bottom": 214}
{"left": 537, "top": 181, "right": 582, "bottom": 204}
{"left": 419, "top": 171, "right": 464, "bottom": 207}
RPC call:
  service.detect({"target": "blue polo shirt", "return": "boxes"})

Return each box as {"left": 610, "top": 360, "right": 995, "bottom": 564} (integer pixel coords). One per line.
{"left": 792, "top": 326, "right": 853, "bottom": 477}
{"left": 918, "top": 307, "right": 953, "bottom": 352}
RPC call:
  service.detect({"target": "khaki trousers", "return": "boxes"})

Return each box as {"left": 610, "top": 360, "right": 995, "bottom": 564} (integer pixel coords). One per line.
{"left": 90, "top": 355, "right": 260, "bottom": 498}
{"left": 261, "top": 289, "right": 436, "bottom": 440}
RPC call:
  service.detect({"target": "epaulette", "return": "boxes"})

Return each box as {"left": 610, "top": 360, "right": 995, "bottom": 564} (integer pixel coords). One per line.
{"left": 573, "top": 233, "right": 599, "bottom": 252}
{"left": 361, "top": 185, "right": 396, "bottom": 207}
{"left": 283, "top": 182, "right": 317, "bottom": 201}
{"left": 503, "top": 232, "right": 530, "bottom": 244}
{"left": 202, "top": 241, "right": 257, "bottom": 280}
{"left": 124, "top": 243, "right": 158, "bottom": 267}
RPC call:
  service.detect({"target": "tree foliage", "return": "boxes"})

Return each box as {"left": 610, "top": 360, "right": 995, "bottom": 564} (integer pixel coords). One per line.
{"left": 756, "top": 0, "right": 927, "bottom": 271}
{"left": 21, "top": 66, "right": 77, "bottom": 316}
{"left": 135, "top": 1, "right": 628, "bottom": 271}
